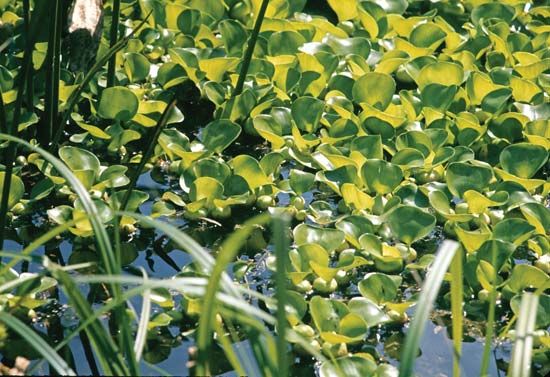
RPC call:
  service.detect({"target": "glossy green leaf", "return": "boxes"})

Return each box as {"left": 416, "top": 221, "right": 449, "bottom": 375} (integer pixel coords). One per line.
{"left": 500, "top": 143, "right": 548, "bottom": 179}
{"left": 0, "top": 172, "right": 25, "bottom": 210}
{"left": 362, "top": 159, "right": 403, "bottom": 194}
{"left": 293, "top": 223, "right": 345, "bottom": 252}
{"left": 358, "top": 273, "right": 399, "bottom": 304}
{"left": 385, "top": 205, "right": 436, "bottom": 245}
{"left": 202, "top": 120, "right": 241, "bottom": 154}
{"left": 98, "top": 86, "right": 139, "bottom": 121}
{"left": 124, "top": 52, "right": 150, "bottom": 82}
{"left": 353, "top": 73, "right": 396, "bottom": 110}
{"left": 445, "top": 162, "right": 494, "bottom": 198}
{"left": 289, "top": 169, "right": 315, "bottom": 195}
{"left": 291, "top": 96, "right": 324, "bottom": 133}
{"left": 268, "top": 31, "right": 306, "bottom": 55}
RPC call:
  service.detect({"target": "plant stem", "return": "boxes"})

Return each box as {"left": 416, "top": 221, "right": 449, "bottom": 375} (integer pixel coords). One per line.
{"left": 107, "top": 0, "right": 121, "bottom": 88}
{"left": 111, "top": 97, "right": 176, "bottom": 373}
{"left": 43, "top": 0, "right": 62, "bottom": 145}
{"left": 234, "top": 0, "right": 269, "bottom": 96}
{"left": 220, "top": 0, "right": 269, "bottom": 119}
{"left": 23, "top": 0, "right": 33, "bottom": 111}
{"left": 0, "top": 87, "right": 5, "bottom": 134}
{"left": 119, "top": 96, "right": 177, "bottom": 211}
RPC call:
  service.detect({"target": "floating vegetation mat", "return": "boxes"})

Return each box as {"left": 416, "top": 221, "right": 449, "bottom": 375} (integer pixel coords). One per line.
{"left": 0, "top": 0, "right": 549, "bottom": 376}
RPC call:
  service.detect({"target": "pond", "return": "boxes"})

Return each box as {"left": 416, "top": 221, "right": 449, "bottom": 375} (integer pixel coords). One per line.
{"left": 0, "top": 0, "right": 549, "bottom": 376}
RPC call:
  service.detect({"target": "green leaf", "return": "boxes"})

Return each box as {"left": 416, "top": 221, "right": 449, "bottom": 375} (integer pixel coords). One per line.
{"left": 176, "top": 8, "right": 201, "bottom": 36}
{"left": 202, "top": 119, "right": 241, "bottom": 154}
{"left": 124, "top": 52, "right": 150, "bottom": 82}
{"left": 445, "top": 162, "right": 493, "bottom": 198}
{"left": 320, "top": 356, "right": 377, "bottom": 377}
{"left": 385, "top": 205, "right": 436, "bottom": 245}
{"left": 492, "top": 218, "right": 535, "bottom": 245}
{"left": 361, "top": 159, "right": 403, "bottom": 194}
{"left": 289, "top": 169, "right": 315, "bottom": 195}
{"left": 327, "top": 0, "right": 358, "bottom": 21}
{"left": 353, "top": 72, "right": 396, "bottom": 110}
{"left": 219, "top": 19, "right": 248, "bottom": 57}
{"left": 471, "top": 3, "right": 515, "bottom": 25}
{"left": 520, "top": 203, "right": 550, "bottom": 235}
{"left": 291, "top": 96, "right": 324, "bottom": 133}
{"left": 268, "top": 30, "right": 306, "bottom": 55}
{"left": 358, "top": 272, "right": 400, "bottom": 305}
{"left": 410, "top": 23, "right": 446, "bottom": 48}
{"left": 325, "top": 35, "right": 371, "bottom": 58}
{"left": 476, "top": 239, "right": 515, "bottom": 272}
{"left": 350, "top": 135, "right": 383, "bottom": 159}
{"left": 0, "top": 172, "right": 24, "bottom": 210}
{"left": 336, "top": 215, "right": 375, "bottom": 248}
{"left": 98, "top": 86, "right": 139, "bottom": 121}
{"left": 505, "top": 264, "right": 550, "bottom": 293}
{"left": 500, "top": 143, "right": 548, "bottom": 179}
{"left": 293, "top": 223, "right": 345, "bottom": 252}
{"left": 231, "top": 155, "right": 270, "bottom": 190}
{"left": 348, "top": 297, "right": 390, "bottom": 327}
{"left": 416, "top": 61, "right": 464, "bottom": 89}
{"left": 309, "top": 296, "right": 349, "bottom": 332}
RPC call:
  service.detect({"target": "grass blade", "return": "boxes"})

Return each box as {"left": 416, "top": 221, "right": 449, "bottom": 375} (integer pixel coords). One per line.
{"left": 273, "top": 215, "right": 290, "bottom": 377}
{"left": 214, "top": 320, "right": 247, "bottom": 377}
{"left": 450, "top": 246, "right": 464, "bottom": 377}
{"left": 0, "top": 311, "right": 76, "bottom": 376}
{"left": 399, "top": 240, "right": 460, "bottom": 377}
{"left": 234, "top": 0, "right": 269, "bottom": 97}
{"left": 480, "top": 239, "right": 498, "bottom": 376}
{"left": 22, "top": 0, "right": 33, "bottom": 110}
{"left": 508, "top": 293, "right": 539, "bottom": 377}
{"left": 195, "top": 213, "right": 270, "bottom": 375}
{"left": 134, "top": 269, "right": 151, "bottom": 361}
{"left": 52, "top": 268, "right": 129, "bottom": 375}
{"left": 0, "top": 134, "right": 117, "bottom": 274}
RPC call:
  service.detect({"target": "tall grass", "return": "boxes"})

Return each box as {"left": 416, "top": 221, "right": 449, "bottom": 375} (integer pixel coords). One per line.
{"left": 508, "top": 292, "right": 539, "bottom": 377}
{"left": 480, "top": 241, "right": 499, "bottom": 376}
{"left": 274, "top": 215, "right": 290, "bottom": 377}
{"left": 399, "top": 240, "right": 459, "bottom": 376}
{"left": 450, "top": 246, "right": 464, "bottom": 377}
{"left": 0, "top": 133, "right": 307, "bottom": 376}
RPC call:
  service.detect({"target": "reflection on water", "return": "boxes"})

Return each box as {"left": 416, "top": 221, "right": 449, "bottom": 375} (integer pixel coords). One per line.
{"left": 0, "top": 172, "right": 514, "bottom": 376}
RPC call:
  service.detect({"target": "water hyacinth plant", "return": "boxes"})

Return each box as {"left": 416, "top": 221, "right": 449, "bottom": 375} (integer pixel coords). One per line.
{"left": 0, "top": 0, "right": 549, "bottom": 376}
